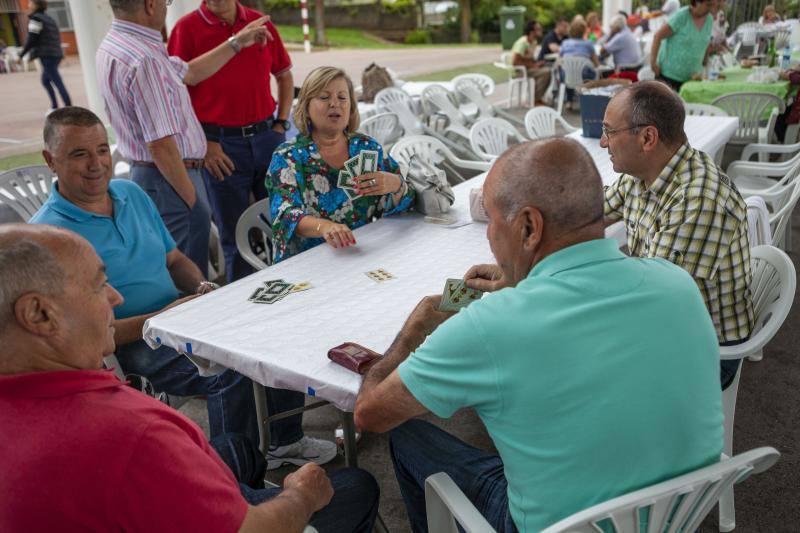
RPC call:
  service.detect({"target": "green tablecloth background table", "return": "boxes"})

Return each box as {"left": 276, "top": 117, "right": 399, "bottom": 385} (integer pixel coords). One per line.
{"left": 679, "top": 66, "right": 791, "bottom": 106}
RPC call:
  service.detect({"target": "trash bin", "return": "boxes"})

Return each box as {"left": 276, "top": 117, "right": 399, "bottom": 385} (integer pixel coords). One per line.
{"left": 500, "top": 6, "right": 526, "bottom": 50}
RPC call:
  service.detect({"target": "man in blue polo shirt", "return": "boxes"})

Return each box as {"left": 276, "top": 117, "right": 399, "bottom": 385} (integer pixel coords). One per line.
{"left": 354, "top": 138, "right": 723, "bottom": 531}
{"left": 30, "top": 107, "right": 336, "bottom": 469}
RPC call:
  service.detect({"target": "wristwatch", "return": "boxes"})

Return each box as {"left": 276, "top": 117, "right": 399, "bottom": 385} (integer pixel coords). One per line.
{"left": 227, "top": 35, "right": 242, "bottom": 54}
{"left": 274, "top": 119, "right": 291, "bottom": 131}
{"left": 196, "top": 281, "right": 220, "bottom": 295}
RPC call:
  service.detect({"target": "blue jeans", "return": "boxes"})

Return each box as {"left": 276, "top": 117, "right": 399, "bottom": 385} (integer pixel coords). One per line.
{"left": 131, "top": 165, "right": 211, "bottom": 278}
{"left": 39, "top": 55, "right": 71, "bottom": 109}
{"left": 390, "top": 419, "right": 518, "bottom": 533}
{"left": 211, "top": 433, "right": 379, "bottom": 533}
{"left": 115, "top": 340, "right": 305, "bottom": 447}
{"left": 203, "top": 128, "right": 285, "bottom": 281}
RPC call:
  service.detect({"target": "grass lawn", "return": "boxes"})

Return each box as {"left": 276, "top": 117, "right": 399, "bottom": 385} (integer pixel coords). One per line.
{"left": 0, "top": 151, "right": 45, "bottom": 172}
{"left": 276, "top": 25, "right": 499, "bottom": 50}
{"left": 407, "top": 62, "right": 507, "bottom": 85}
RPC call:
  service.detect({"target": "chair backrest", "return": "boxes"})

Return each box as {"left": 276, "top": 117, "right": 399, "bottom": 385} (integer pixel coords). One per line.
{"left": 390, "top": 135, "right": 451, "bottom": 170}
{"left": 0, "top": 165, "right": 55, "bottom": 221}
{"left": 374, "top": 87, "right": 414, "bottom": 114}
{"left": 684, "top": 103, "right": 730, "bottom": 117}
{"left": 540, "top": 447, "right": 780, "bottom": 533}
{"left": 453, "top": 78, "right": 494, "bottom": 118}
{"left": 451, "top": 73, "right": 495, "bottom": 96}
{"left": 747, "top": 246, "right": 795, "bottom": 343}
{"left": 558, "top": 56, "right": 598, "bottom": 88}
{"left": 421, "top": 84, "right": 465, "bottom": 126}
{"left": 524, "top": 107, "right": 578, "bottom": 139}
{"left": 469, "top": 118, "right": 524, "bottom": 161}
{"left": 764, "top": 172, "right": 800, "bottom": 247}
{"left": 358, "top": 112, "right": 403, "bottom": 147}
{"left": 739, "top": 23, "right": 759, "bottom": 46}
{"left": 711, "top": 92, "right": 786, "bottom": 142}
{"left": 746, "top": 196, "right": 773, "bottom": 247}
{"left": 637, "top": 64, "right": 655, "bottom": 81}
{"left": 234, "top": 198, "right": 274, "bottom": 270}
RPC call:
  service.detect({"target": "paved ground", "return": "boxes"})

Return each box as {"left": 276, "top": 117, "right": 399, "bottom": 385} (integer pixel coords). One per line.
{"left": 0, "top": 45, "right": 501, "bottom": 158}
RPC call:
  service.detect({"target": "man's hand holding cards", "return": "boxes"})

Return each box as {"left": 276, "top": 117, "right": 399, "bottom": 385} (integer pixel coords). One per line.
{"left": 438, "top": 278, "right": 484, "bottom": 312}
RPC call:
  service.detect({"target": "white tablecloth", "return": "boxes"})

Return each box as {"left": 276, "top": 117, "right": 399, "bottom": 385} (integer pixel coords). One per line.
{"left": 143, "top": 115, "right": 739, "bottom": 412}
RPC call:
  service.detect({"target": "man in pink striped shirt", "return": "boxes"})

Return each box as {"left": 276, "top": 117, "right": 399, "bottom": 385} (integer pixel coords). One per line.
{"left": 97, "top": 0, "right": 269, "bottom": 275}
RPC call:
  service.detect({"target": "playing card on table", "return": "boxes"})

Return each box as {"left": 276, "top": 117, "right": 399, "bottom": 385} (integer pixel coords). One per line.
{"left": 290, "top": 281, "right": 313, "bottom": 293}
{"left": 360, "top": 150, "right": 379, "bottom": 174}
{"left": 252, "top": 279, "right": 293, "bottom": 304}
{"left": 365, "top": 268, "right": 396, "bottom": 283}
{"left": 438, "top": 278, "right": 483, "bottom": 312}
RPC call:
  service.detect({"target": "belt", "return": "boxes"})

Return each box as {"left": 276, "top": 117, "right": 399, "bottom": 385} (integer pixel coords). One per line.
{"left": 131, "top": 159, "right": 204, "bottom": 170}
{"left": 202, "top": 118, "right": 275, "bottom": 139}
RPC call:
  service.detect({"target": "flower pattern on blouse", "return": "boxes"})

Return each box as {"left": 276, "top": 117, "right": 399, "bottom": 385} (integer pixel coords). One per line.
{"left": 266, "top": 132, "right": 415, "bottom": 262}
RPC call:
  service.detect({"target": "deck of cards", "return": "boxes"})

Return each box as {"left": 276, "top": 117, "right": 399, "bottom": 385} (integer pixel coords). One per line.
{"left": 438, "top": 278, "right": 483, "bottom": 312}
{"left": 338, "top": 150, "right": 379, "bottom": 200}
{"left": 248, "top": 279, "right": 312, "bottom": 304}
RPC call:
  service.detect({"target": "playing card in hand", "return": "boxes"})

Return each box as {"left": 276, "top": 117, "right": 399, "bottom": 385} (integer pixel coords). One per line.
{"left": 344, "top": 155, "right": 362, "bottom": 179}
{"left": 360, "top": 150, "right": 379, "bottom": 174}
{"left": 438, "top": 278, "right": 483, "bottom": 312}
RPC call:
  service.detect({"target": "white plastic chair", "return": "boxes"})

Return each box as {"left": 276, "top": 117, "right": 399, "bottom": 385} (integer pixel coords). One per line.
{"left": 0, "top": 165, "right": 55, "bottom": 221}
{"left": 234, "top": 198, "right": 274, "bottom": 270}
{"left": 727, "top": 141, "right": 800, "bottom": 191}
{"left": 684, "top": 103, "right": 730, "bottom": 117}
{"left": 451, "top": 73, "right": 495, "bottom": 97}
{"left": 741, "top": 170, "right": 800, "bottom": 252}
{"left": 746, "top": 196, "right": 773, "bottom": 248}
{"left": 453, "top": 78, "right": 525, "bottom": 127}
{"left": 711, "top": 92, "right": 786, "bottom": 147}
{"left": 374, "top": 87, "right": 423, "bottom": 135}
{"left": 358, "top": 112, "right": 404, "bottom": 149}
{"left": 492, "top": 52, "right": 533, "bottom": 108}
{"left": 390, "top": 135, "right": 491, "bottom": 184}
{"left": 425, "top": 447, "right": 780, "bottom": 533}
{"left": 555, "top": 56, "right": 599, "bottom": 115}
{"left": 420, "top": 84, "right": 472, "bottom": 142}
{"left": 524, "top": 107, "right": 579, "bottom": 139}
{"left": 468, "top": 118, "right": 526, "bottom": 162}
{"left": 717, "top": 246, "right": 795, "bottom": 532}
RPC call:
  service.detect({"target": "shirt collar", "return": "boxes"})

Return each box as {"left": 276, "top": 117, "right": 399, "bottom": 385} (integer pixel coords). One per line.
{"left": 0, "top": 369, "right": 124, "bottom": 399}
{"left": 642, "top": 142, "right": 693, "bottom": 198}
{"left": 110, "top": 19, "right": 163, "bottom": 45}
{"left": 45, "top": 180, "right": 127, "bottom": 223}
{"left": 199, "top": 2, "right": 246, "bottom": 26}
{"left": 530, "top": 238, "right": 626, "bottom": 279}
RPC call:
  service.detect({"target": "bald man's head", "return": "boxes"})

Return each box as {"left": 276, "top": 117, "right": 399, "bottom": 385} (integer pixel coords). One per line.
{"left": 491, "top": 137, "right": 604, "bottom": 236}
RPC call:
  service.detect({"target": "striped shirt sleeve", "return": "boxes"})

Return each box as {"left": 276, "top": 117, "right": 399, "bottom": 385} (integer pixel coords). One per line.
{"left": 130, "top": 56, "right": 183, "bottom": 143}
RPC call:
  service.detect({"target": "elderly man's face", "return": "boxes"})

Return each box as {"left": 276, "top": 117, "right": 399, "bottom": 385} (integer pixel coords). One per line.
{"left": 43, "top": 124, "right": 112, "bottom": 207}
{"left": 599, "top": 93, "right": 643, "bottom": 176}
{"left": 483, "top": 164, "right": 538, "bottom": 286}
{"left": 52, "top": 238, "right": 123, "bottom": 368}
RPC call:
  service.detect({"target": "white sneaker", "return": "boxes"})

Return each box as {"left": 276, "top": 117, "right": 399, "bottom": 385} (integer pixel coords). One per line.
{"left": 266, "top": 436, "right": 337, "bottom": 470}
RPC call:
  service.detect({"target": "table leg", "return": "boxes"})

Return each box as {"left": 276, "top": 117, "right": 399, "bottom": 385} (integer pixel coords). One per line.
{"left": 253, "top": 382, "right": 272, "bottom": 454}
{"left": 340, "top": 411, "right": 358, "bottom": 468}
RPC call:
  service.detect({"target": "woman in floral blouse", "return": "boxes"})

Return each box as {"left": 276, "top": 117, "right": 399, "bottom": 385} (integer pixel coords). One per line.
{"left": 266, "top": 66, "right": 414, "bottom": 262}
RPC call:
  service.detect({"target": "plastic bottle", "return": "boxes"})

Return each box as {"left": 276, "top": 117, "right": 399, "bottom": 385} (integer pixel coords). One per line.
{"left": 708, "top": 56, "right": 721, "bottom": 81}
{"left": 782, "top": 46, "right": 792, "bottom": 70}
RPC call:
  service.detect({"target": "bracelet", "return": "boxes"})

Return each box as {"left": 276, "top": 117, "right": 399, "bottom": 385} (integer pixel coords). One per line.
{"left": 197, "top": 281, "right": 220, "bottom": 293}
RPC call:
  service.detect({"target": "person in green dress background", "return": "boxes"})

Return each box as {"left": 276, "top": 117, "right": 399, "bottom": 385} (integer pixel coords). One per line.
{"left": 650, "top": 0, "right": 714, "bottom": 91}
{"left": 266, "top": 66, "right": 414, "bottom": 262}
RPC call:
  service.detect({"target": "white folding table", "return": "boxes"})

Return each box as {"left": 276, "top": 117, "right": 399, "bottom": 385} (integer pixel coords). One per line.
{"left": 143, "top": 115, "right": 739, "bottom": 466}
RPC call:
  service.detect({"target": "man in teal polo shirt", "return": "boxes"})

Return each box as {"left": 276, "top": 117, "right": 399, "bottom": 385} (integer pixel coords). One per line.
{"left": 30, "top": 107, "right": 336, "bottom": 469}
{"left": 354, "top": 138, "right": 723, "bottom": 532}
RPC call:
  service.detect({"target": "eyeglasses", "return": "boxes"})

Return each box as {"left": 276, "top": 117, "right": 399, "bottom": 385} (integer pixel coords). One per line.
{"left": 601, "top": 123, "right": 650, "bottom": 138}
{"left": 166, "top": 0, "right": 174, "bottom": 5}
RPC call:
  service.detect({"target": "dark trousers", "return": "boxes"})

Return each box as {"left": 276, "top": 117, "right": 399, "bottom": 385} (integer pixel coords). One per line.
{"left": 390, "top": 419, "right": 518, "bottom": 533}
{"left": 39, "top": 55, "right": 71, "bottom": 109}
{"left": 131, "top": 165, "right": 212, "bottom": 278}
{"left": 721, "top": 337, "right": 747, "bottom": 390}
{"left": 211, "top": 434, "right": 380, "bottom": 533}
{"left": 657, "top": 74, "right": 684, "bottom": 92}
{"left": 203, "top": 128, "right": 285, "bottom": 282}
{"left": 117, "top": 340, "right": 305, "bottom": 447}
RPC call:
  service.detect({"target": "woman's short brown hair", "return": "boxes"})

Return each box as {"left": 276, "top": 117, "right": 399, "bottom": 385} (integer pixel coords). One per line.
{"left": 569, "top": 19, "right": 587, "bottom": 39}
{"left": 293, "top": 66, "right": 360, "bottom": 137}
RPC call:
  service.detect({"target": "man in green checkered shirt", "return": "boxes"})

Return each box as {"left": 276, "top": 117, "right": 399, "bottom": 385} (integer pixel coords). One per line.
{"left": 600, "top": 81, "right": 754, "bottom": 389}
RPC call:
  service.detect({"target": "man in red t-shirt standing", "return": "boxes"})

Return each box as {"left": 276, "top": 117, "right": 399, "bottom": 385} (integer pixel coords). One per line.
{"left": 169, "top": 0, "right": 294, "bottom": 281}
{"left": 0, "top": 224, "right": 379, "bottom": 532}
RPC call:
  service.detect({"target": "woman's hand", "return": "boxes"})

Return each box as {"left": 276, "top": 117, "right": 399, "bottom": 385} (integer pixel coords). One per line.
{"left": 354, "top": 172, "right": 403, "bottom": 196}
{"left": 321, "top": 221, "right": 356, "bottom": 249}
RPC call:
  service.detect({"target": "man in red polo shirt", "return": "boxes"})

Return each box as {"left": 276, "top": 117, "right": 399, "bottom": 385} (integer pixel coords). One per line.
{"left": 0, "top": 224, "right": 379, "bottom": 532}
{"left": 169, "top": 0, "right": 294, "bottom": 282}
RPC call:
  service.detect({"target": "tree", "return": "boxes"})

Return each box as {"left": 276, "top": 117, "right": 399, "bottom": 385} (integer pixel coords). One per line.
{"left": 314, "top": 0, "right": 327, "bottom": 46}
{"left": 459, "top": 0, "right": 471, "bottom": 43}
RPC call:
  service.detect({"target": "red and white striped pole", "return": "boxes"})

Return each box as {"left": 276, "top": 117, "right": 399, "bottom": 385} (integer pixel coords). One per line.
{"left": 300, "top": 0, "right": 311, "bottom": 54}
